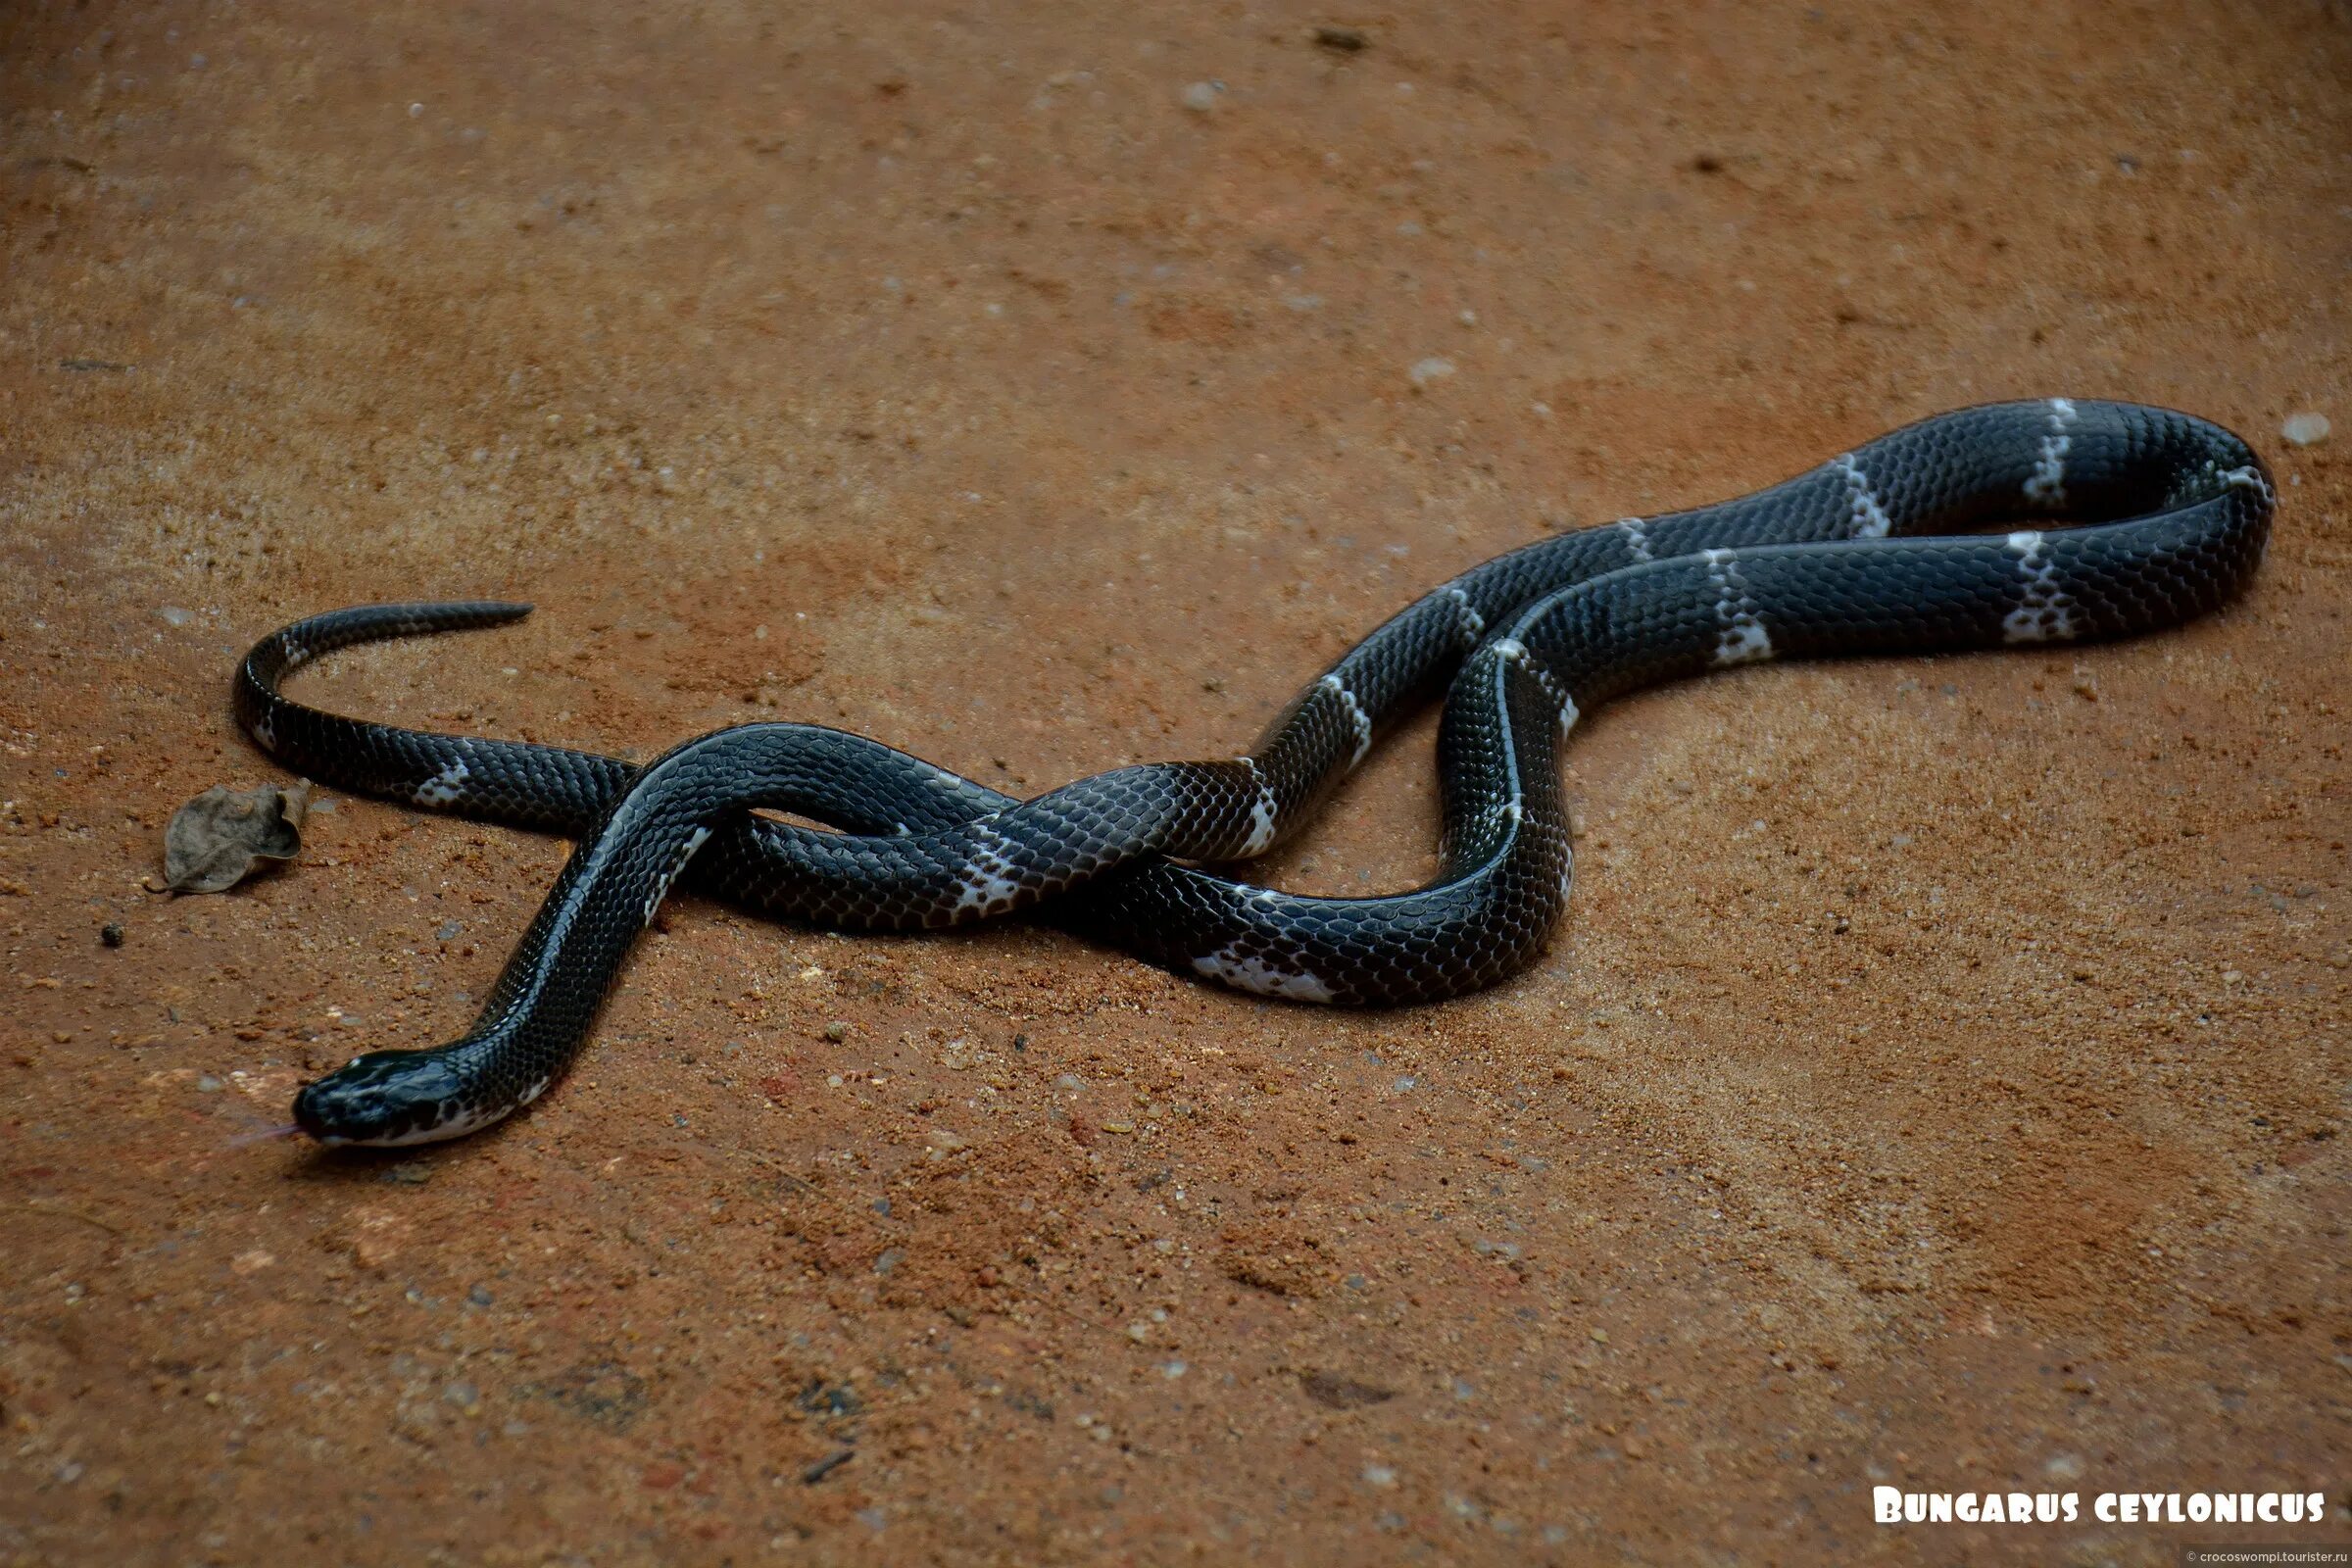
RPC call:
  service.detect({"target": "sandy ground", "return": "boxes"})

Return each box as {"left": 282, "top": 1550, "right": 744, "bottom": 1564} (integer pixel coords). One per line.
{"left": 3, "top": 1, "right": 2348, "bottom": 1562}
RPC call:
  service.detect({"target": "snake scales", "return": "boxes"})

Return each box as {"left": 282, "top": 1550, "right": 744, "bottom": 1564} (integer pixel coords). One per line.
{"left": 229, "top": 399, "right": 2274, "bottom": 1145}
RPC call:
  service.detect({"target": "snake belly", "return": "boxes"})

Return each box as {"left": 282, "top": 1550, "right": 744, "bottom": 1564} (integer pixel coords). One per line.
{"left": 234, "top": 400, "right": 2274, "bottom": 1145}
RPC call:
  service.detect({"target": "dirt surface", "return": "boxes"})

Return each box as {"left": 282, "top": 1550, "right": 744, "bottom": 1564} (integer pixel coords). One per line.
{"left": 3, "top": 2, "right": 2348, "bottom": 1562}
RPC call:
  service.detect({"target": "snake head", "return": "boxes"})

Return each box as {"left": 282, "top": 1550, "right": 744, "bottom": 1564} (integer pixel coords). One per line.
{"left": 292, "top": 1051, "right": 482, "bottom": 1148}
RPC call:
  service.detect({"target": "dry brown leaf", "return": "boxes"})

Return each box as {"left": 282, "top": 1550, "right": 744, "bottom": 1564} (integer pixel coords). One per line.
{"left": 161, "top": 783, "right": 310, "bottom": 894}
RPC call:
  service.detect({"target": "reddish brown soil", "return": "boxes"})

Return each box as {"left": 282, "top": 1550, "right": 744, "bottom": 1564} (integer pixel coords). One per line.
{"left": 3, "top": 2, "right": 2348, "bottom": 1563}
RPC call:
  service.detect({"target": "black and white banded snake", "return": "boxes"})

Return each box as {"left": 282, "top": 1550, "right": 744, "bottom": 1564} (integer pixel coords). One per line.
{"left": 234, "top": 399, "right": 2275, "bottom": 1146}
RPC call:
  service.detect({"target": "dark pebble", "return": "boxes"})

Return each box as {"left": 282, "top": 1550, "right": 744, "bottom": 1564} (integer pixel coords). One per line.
{"left": 1299, "top": 1370, "right": 1398, "bottom": 1409}
{"left": 100, "top": 922, "right": 125, "bottom": 948}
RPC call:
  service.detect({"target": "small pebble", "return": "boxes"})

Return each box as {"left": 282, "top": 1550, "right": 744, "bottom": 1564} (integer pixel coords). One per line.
{"left": 158, "top": 606, "right": 193, "bottom": 626}
{"left": 1181, "top": 81, "right": 1222, "bottom": 113}
{"left": 195, "top": 1074, "right": 224, "bottom": 1093}
{"left": 822, "top": 1020, "right": 849, "bottom": 1043}
{"left": 467, "top": 1284, "right": 495, "bottom": 1307}
{"left": 1314, "top": 24, "right": 1368, "bottom": 51}
{"left": 1408, "top": 356, "right": 1455, "bottom": 389}
{"left": 435, "top": 920, "right": 463, "bottom": 942}
{"left": 2280, "top": 412, "right": 2330, "bottom": 447}
{"left": 99, "top": 922, "right": 124, "bottom": 948}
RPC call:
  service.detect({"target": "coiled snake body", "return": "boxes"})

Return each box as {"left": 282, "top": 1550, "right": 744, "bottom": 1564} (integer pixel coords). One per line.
{"left": 236, "top": 400, "right": 2274, "bottom": 1146}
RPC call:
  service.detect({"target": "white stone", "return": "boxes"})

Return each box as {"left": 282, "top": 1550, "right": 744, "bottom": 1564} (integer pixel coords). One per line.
{"left": 2281, "top": 412, "right": 2330, "bottom": 447}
